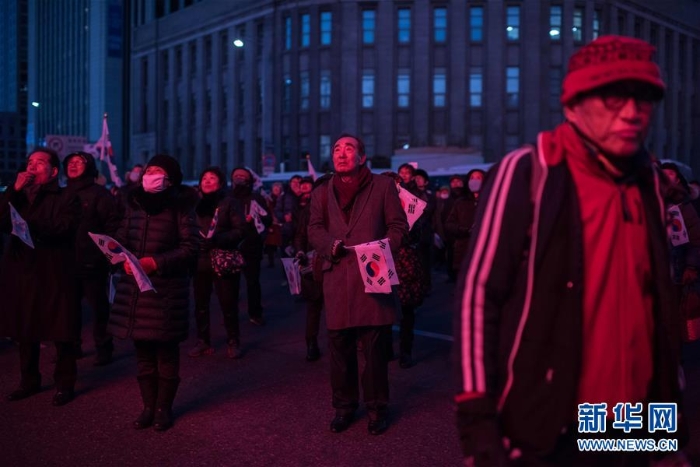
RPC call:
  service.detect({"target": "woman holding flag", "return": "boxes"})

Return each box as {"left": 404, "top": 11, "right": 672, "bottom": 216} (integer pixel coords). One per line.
{"left": 189, "top": 167, "right": 245, "bottom": 359}
{"left": 108, "top": 154, "right": 199, "bottom": 432}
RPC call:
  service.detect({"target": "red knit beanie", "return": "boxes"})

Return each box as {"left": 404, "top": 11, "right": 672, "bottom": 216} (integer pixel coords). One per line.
{"left": 561, "top": 35, "right": 665, "bottom": 105}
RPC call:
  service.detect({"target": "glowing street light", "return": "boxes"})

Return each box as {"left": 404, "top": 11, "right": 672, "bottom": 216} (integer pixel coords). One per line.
{"left": 233, "top": 39, "right": 244, "bottom": 48}
{"left": 31, "top": 101, "right": 40, "bottom": 108}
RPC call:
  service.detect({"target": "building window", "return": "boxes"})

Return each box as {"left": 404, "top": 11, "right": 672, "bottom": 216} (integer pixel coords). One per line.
{"left": 550, "top": 6, "right": 562, "bottom": 41}
{"left": 221, "top": 86, "right": 228, "bottom": 121}
{"left": 284, "top": 16, "right": 292, "bottom": 50}
{"left": 506, "top": 6, "right": 520, "bottom": 41}
{"left": 573, "top": 7, "right": 584, "bottom": 42}
{"left": 434, "top": 7, "right": 447, "bottom": 43}
{"left": 300, "top": 71, "right": 309, "bottom": 110}
{"left": 592, "top": 9, "right": 601, "bottom": 40}
{"left": 433, "top": 68, "right": 446, "bottom": 107}
{"left": 176, "top": 46, "right": 182, "bottom": 79}
{"left": 397, "top": 8, "right": 411, "bottom": 43}
{"left": 189, "top": 41, "right": 197, "bottom": 75}
{"left": 397, "top": 69, "right": 410, "bottom": 107}
{"left": 237, "top": 82, "right": 245, "bottom": 120}
{"left": 256, "top": 23, "right": 264, "bottom": 57}
{"left": 550, "top": 67, "right": 562, "bottom": 109}
{"left": 362, "top": 10, "right": 375, "bottom": 44}
{"left": 319, "top": 135, "right": 331, "bottom": 161}
{"left": 220, "top": 31, "right": 228, "bottom": 67}
{"left": 362, "top": 69, "right": 374, "bottom": 108}
{"left": 470, "top": 67, "right": 483, "bottom": 107}
{"left": 237, "top": 25, "right": 246, "bottom": 62}
{"left": 470, "top": 7, "right": 484, "bottom": 42}
{"left": 283, "top": 75, "right": 292, "bottom": 113}
{"left": 205, "top": 36, "right": 212, "bottom": 71}
{"left": 205, "top": 89, "right": 212, "bottom": 123}
{"left": 176, "top": 96, "right": 183, "bottom": 128}
{"left": 300, "top": 14, "right": 310, "bottom": 47}
{"left": 506, "top": 67, "right": 520, "bottom": 108}
{"left": 161, "top": 51, "right": 169, "bottom": 81}
{"left": 320, "top": 70, "right": 331, "bottom": 109}
{"left": 320, "top": 11, "right": 332, "bottom": 45}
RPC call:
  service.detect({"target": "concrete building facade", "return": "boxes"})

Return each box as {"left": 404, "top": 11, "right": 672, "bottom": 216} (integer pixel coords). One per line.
{"left": 130, "top": 0, "right": 700, "bottom": 179}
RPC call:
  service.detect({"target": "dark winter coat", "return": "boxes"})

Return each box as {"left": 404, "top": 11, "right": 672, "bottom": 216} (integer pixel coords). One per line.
{"left": 195, "top": 190, "right": 245, "bottom": 273}
{"left": 308, "top": 174, "right": 408, "bottom": 330}
{"left": 0, "top": 180, "right": 81, "bottom": 341}
{"left": 108, "top": 186, "right": 199, "bottom": 343}
{"left": 444, "top": 195, "right": 479, "bottom": 271}
{"left": 65, "top": 176, "right": 121, "bottom": 274}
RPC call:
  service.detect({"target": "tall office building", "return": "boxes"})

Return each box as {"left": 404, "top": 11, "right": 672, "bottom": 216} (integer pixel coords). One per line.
{"left": 27, "top": 0, "right": 125, "bottom": 165}
{"left": 130, "top": 0, "right": 700, "bottom": 179}
{"left": 0, "top": 0, "right": 29, "bottom": 184}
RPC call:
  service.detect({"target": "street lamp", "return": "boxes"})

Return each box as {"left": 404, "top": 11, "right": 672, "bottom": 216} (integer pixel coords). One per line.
{"left": 31, "top": 101, "right": 40, "bottom": 108}
{"left": 233, "top": 39, "right": 244, "bottom": 48}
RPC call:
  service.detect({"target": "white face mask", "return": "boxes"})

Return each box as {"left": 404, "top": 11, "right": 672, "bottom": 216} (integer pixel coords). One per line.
{"left": 468, "top": 179, "right": 482, "bottom": 193}
{"left": 142, "top": 173, "right": 168, "bottom": 193}
{"left": 440, "top": 192, "right": 449, "bottom": 200}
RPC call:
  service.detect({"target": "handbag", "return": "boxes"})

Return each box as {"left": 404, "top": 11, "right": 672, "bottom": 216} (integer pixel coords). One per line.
{"left": 210, "top": 248, "right": 246, "bottom": 277}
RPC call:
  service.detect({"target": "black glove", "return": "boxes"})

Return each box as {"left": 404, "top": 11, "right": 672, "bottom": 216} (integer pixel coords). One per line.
{"left": 331, "top": 240, "right": 347, "bottom": 260}
{"left": 295, "top": 251, "right": 308, "bottom": 266}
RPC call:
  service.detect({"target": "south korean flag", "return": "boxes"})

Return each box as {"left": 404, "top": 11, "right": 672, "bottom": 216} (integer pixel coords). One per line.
{"left": 398, "top": 187, "right": 427, "bottom": 231}
{"left": 249, "top": 200, "right": 268, "bottom": 234}
{"left": 353, "top": 238, "right": 399, "bottom": 294}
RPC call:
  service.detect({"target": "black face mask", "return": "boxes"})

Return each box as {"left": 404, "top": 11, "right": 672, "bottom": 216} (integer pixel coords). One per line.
{"left": 232, "top": 182, "right": 252, "bottom": 196}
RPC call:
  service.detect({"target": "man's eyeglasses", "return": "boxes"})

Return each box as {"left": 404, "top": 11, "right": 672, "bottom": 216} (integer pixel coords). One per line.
{"left": 594, "top": 82, "right": 660, "bottom": 112}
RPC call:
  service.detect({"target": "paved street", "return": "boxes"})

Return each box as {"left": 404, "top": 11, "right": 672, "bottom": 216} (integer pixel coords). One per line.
{"left": 2, "top": 263, "right": 700, "bottom": 466}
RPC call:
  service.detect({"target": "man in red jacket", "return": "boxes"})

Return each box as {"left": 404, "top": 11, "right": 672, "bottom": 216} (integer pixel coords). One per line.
{"left": 455, "top": 35, "right": 686, "bottom": 465}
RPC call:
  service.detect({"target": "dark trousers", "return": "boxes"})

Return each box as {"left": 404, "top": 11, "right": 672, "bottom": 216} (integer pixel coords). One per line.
{"left": 19, "top": 342, "right": 76, "bottom": 391}
{"left": 76, "top": 272, "right": 113, "bottom": 352}
{"left": 239, "top": 258, "right": 263, "bottom": 319}
{"left": 446, "top": 242, "right": 457, "bottom": 281}
{"left": 193, "top": 268, "right": 240, "bottom": 343}
{"left": 134, "top": 340, "right": 180, "bottom": 381}
{"left": 399, "top": 305, "right": 415, "bottom": 354}
{"left": 301, "top": 275, "right": 323, "bottom": 341}
{"left": 328, "top": 325, "right": 391, "bottom": 419}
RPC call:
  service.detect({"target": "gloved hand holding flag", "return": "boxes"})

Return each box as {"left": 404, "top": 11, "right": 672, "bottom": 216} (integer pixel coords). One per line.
{"left": 88, "top": 232, "right": 156, "bottom": 293}
{"left": 398, "top": 186, "right": 427, "bottom": 231}
{"left": 350, "top": 238, "right": 399, "bottom": 294}
{"left": 249, "top": 200, "right": 268, "bottom": 234}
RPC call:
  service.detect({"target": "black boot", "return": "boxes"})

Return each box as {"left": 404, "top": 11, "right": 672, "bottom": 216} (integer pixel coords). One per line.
{"left": 306, "top": 338, "right": 320, "bottom": 362}
{"left": 153, "top": 377, "right": 180, "bottom": 432}
{"left": 133, "top": 376, "right": 158, "bottom": 429}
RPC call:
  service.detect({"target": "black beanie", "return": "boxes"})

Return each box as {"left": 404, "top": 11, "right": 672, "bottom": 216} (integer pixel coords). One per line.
{"left": 146, "top": 154, "right": 183, "bottom": 186}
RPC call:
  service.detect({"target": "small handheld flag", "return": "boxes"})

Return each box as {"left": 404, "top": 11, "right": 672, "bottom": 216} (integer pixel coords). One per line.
{"left": 9, "top": 203, "right": 34, "bottom": 249}
{"left": 88, "top": 232, "right": 156, "bottom": 293}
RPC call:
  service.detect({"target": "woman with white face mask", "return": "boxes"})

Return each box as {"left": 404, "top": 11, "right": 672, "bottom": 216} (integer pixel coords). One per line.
{"left": 108, "top": 154, "right": 200, "bottom": 432}
{"left": 445, "top": 169, "right": 487, "bottom": 275}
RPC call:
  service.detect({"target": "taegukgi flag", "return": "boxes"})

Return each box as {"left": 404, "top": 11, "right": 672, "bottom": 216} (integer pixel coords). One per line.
{"left": 281, "top": 257, "right": 301, "bottom": 295}
{"left": 397, "top": 186, "right": 427, "bottom": 231}
{"left": 352, "top": 238, "right": 399, "bottom": 294}
{"left": 9, "top": 203, "right": 34, "bottom": 249}
{"left": 202, "top": 207, "right": 219, "bottom": 238}
{"left": 249, "top": 200, "right": 268, "bottom": 234}
{"left": 88, "top": 232, "right": 156, "bottom": 293}
{"left": 668, "top": 205, "right": 690, "bottom": 247}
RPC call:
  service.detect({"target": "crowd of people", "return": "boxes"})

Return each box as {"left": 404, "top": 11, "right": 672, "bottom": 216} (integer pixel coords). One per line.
{"left": 0, "top": 33, "right": 697, "bottom": 464}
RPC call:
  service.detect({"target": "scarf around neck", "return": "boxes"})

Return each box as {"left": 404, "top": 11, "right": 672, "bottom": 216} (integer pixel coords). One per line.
{"left": 332, "top": 165, "right": 372, "bottom": 219}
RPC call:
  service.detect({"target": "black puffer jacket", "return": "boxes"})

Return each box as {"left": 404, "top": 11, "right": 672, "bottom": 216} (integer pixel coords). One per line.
{"left": 108, "top": 185, "right": 199, "bottom": 342}
{"left": 195, "top": 190, "right": 245, "bottom": 273}
{"left": 65, "top": 172, "right": 121, "bottom": 273}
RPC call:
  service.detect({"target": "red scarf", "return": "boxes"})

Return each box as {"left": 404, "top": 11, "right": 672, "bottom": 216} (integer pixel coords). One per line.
{"left": 332, "top": 165, "right": 372, "bottom": 222}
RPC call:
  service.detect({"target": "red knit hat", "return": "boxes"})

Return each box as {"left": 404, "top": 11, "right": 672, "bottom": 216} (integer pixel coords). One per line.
{"left": 561, "top": 35, "right": 665, "bottom": 105}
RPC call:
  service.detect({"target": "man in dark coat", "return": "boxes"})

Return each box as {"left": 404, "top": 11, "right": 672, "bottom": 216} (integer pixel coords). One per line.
{"left": 64, "top": 151, "right": 121, "bottom": 366}
{"left": 230, "top": 167, "right": 272, "bottom": 326}
{"left": 0, "top": 147, "right": 81, "bottom": 406}
{"left": 308, "top": 134, "right": 408, "bottom": 436}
